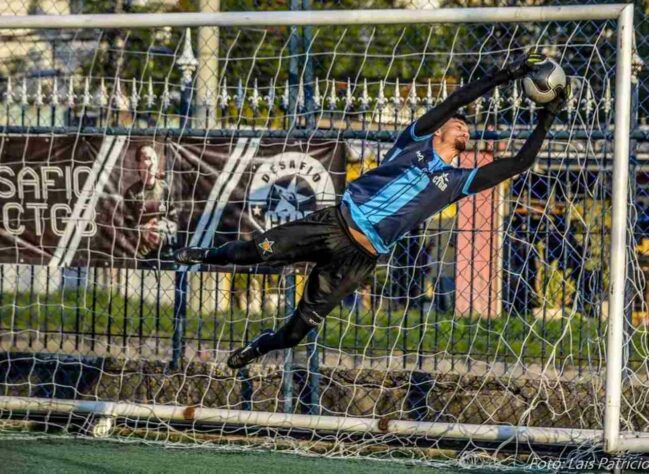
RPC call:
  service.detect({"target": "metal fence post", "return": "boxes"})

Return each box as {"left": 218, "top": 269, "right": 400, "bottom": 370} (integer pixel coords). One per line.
{"left": 282, "top": 0, "right": 301, "bottom": 414}
{"left": 302, "top": 0, "right": 315, "bottom": 131}
{"left": 283, "top": 273, "right": 296, "bottom": 413}
{"left": 301, "top": 0, "right": 320, "bottom": 415}
{"left": 178, "top": 27, "right": 198, "bottom": 129}
{"left": 171, "top": 269, "right": 188, "bottom": 370}
{"left": 171, "top": 29, "right": 197, "bottom": 370}
{"left": 306, "top": 326, "right": 320, "bottom": 414}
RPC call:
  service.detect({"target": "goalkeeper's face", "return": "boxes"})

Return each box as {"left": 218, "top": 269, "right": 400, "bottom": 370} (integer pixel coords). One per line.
{"left": 439, "top": 118, "right": 470, "bottom": 153}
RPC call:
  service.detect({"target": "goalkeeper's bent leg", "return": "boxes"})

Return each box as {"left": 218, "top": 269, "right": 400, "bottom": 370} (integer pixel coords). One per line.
{"left": 227, "top": 252, "right": 377, "bottom": 369}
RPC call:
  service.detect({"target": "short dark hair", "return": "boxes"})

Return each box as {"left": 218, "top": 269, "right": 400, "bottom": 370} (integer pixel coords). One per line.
{"left": 450, "top": 113, "right": 469, "bottom": 125}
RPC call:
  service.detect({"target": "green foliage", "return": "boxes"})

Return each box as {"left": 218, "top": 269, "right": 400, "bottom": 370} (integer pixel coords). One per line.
{"left": 66, "top": 0, "right": 477, "bottom": 114}
{"left": 62, "top": 1, "right": 193, "bottom": 115}
{"left": 569, "top": 198, "right": 611, "bottom": 291}
{"left": 534, "top": 241, "right": 576, "bottom": 309}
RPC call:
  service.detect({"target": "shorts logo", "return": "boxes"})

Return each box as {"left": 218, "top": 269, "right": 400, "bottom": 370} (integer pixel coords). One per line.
{"left": 432, "top": 172, "right": 449, "bottom": 191}
{"left": 247, "top": 152, "right": 337, "bottom": 232}
{"left": 258, "top": 238, "right": 275, "bottom": 255}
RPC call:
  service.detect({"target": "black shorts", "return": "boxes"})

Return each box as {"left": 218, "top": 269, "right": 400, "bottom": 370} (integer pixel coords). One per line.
{"left": 252, "top": 206, "right": 378, "bottom": 326}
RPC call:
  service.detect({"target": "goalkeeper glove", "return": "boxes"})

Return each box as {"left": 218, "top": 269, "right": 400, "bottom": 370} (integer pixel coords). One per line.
{"left": 505, "top": 51, "right": 547, "bottom": 80}
{"left": 543, "top": 83, "right": 571, "bottom": 116}
{"left": 537, "top": 84, "right": 571, "bottom": 130}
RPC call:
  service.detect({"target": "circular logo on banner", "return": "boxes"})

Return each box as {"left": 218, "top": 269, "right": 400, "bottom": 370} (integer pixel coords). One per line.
{"left": 247, "top": 152, "right": 336, "bottom": 231}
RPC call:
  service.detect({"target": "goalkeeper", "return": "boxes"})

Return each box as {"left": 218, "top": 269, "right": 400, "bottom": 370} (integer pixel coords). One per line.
{"left": 175, "top": 53, "right": 568, "bottom": 369}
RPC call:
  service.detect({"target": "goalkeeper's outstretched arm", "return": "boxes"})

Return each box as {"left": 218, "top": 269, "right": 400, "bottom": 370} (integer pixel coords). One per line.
{"left": 466, "top": 89, "right": 568, "bottom": 194}
{"left": 413, "top": 53, "right": 546, "bottom": 137}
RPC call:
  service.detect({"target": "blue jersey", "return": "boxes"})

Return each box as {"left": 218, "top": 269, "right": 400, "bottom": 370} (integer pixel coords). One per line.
{"left": 341, "top": 122, "right": 478, "bottom": 254}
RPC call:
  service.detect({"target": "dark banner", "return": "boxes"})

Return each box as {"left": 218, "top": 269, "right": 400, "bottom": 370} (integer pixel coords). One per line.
{"left": 0, "top": 136, "right": 346, "bottom": 268}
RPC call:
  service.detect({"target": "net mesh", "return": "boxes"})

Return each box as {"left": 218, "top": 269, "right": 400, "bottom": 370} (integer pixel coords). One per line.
{"left": 0, "top": 8, "right": 645, "bottom": 468}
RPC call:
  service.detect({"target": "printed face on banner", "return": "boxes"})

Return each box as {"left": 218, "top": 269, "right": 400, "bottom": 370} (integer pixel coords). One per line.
{"left": 121, "top": 144, "right": 178, "bottom": 261}
{"left": 136, "top": 145, "right": 159, "bottom": 187}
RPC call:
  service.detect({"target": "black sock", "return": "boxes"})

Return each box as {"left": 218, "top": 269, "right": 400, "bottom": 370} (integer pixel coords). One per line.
{"left": 203, "top": 240, "right": 260, "bottom": 265}
{"left": 257, "top": 314, "right": 314, "bottom": 354}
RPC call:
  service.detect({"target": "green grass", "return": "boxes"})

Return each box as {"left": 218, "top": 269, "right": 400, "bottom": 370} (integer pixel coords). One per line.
{"left": 0, "top": 438, "right": 484, "bottom": 474}
{"left": 2, "top": 288, "right": 647, "bottom": 364}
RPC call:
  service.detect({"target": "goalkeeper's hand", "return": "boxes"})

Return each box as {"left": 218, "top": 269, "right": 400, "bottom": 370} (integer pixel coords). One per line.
{"left": 537, "top": 84, "right": 571, "bottom": 130}
{"left": 505, "top": 51, "right": 547, "bottom": 80}
{"left": 543, "top": 83, "right": 571, "bottom": 116}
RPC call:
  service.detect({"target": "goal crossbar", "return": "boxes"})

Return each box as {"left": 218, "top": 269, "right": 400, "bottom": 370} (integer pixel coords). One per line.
{"left": 0, "top": 5, "right": 628, "bottom": 29}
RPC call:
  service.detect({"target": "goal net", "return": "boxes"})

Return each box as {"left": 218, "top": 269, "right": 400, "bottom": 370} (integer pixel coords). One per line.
{"left": 0, "top": 5, "right": 642, "bottom": 466}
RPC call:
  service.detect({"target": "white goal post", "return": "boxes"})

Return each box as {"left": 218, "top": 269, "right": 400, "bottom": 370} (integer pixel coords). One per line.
{"left": 0, "top": 3, "right": 639, "bottom": 457}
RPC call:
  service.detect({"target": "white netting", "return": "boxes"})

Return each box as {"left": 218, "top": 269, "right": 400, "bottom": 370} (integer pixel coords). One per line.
{"left": 0, "top": 10, "right": 643, "bottom": 468}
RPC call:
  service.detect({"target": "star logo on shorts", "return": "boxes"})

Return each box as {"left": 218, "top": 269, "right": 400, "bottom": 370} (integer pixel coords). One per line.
{"left": 258, "top": 238, "right": 275, "bottom": 255}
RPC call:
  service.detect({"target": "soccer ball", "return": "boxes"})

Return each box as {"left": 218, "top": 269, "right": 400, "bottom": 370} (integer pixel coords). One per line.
{"left": 522, "top": 58, "right": 567, "bottom": 105}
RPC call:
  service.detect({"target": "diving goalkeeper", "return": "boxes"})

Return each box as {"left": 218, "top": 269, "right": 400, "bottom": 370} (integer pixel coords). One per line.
{"left": 175, "top": 53, "right": 568, "bottom": 369}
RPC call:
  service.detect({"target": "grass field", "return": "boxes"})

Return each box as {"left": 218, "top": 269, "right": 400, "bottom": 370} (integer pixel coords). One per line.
{"left": 0, "top": 437, "right": 508, "bottom": 474}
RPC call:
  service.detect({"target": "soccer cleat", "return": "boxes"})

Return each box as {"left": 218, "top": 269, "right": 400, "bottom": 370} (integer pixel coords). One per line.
{"left": 227, "top": 330, "right": 274, "bottom": 369}
{"left": 174, "top": 246, "right": 207, "bottom": 265}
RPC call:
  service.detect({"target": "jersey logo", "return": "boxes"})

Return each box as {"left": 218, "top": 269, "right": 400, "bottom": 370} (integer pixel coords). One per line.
{"left": 258, "top": 238, "right": 275, "bottom": 255}
{"left": 416, "top": 151, "right": 425, "bottom": 162}
{"left": 432, "top": 173, "right": 449, "bottom": 191}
